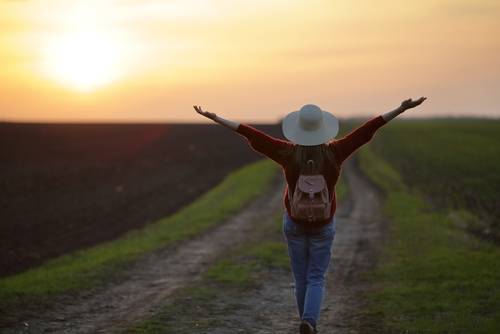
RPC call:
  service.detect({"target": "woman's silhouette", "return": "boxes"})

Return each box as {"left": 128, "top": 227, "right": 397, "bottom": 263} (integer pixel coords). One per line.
{"left": 194, "top": 97, "right": 427, "bottom": 334}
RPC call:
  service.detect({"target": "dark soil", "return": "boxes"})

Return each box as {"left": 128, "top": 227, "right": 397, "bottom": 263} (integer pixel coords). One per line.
{"left": 0, "top": 122, "right": 282, "bottom": 276}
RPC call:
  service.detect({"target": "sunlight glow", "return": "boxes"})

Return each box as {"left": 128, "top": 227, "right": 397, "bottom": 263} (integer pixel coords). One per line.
{"left": 37, "top": 2, "right": 131, "bottom": 92}
{"left": 0, "top": 0, "right": 499, "bottom": 120}
{"left": 43, "top": 30, "right": 124, "bottom": 92}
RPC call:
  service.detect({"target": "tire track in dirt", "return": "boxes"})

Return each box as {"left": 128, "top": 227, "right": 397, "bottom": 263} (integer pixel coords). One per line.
{"left": 6, "top": 171, "right": 285, "bottom": 334}
{"left": 321, "top": 157, "right": 386, "bottom": 333}
{"left": 200, "top": 158, "right": 386, "bottom": 333}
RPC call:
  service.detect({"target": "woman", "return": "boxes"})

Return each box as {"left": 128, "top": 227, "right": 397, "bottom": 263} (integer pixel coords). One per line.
{"left": 193, "top": 97, "right": 427, "bottom": 334}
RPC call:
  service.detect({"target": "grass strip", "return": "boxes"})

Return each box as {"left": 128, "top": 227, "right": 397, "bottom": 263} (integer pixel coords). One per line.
{"left": 0, "top": 159, "right": 278, "bottom": 301}
{"left": 358, "top": 146, "right": 500, "bottom": 333}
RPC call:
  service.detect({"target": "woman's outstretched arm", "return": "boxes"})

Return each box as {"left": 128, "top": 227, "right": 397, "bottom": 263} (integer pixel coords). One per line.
{"left": 382, "top": 97, "right": 427, "bottom": 122}
{"left": 193, "top": 105, "right": 239, "bottom": 131}
{"left": 193, "top": 104, "right": 292, "bottom": 165}
{"left": 333, "top": 96, "right": 427, "bottom": 162}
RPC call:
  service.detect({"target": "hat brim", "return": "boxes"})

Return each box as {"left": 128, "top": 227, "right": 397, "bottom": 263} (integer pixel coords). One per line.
{"left": 281, "top": 110, "right": 339, "bottom": 146}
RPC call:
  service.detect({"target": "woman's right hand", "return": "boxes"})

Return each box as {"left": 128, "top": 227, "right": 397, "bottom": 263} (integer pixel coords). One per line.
{"left": 194, "top": 105, "right": 217, "bottom": 121}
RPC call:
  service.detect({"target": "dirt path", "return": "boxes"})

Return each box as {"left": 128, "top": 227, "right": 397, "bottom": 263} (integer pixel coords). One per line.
{"left": 195, "top": 158, "right": 387, "bottom": 333}
{"left": 7, "top": 158, "right": 386, "bottom": 333}
{"left": 321, "top": 158, "right": 386, "bottom": 333}
{"left": 6, "top": 173, "right": 285, "bottom": 334}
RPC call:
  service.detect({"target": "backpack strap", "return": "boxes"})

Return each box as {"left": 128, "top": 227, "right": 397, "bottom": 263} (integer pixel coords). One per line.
{"left": 307, "top": 159, "right": 315, "bottom": 174}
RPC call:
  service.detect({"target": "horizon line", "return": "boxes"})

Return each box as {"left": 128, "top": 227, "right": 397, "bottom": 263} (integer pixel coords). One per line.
{"left": 1, "top": 114, "right": 499, "bottom": 125}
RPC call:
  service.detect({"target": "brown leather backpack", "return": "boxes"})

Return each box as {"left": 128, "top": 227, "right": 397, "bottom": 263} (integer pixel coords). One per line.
{"left": 289, "top": 160, "right": 331, "bottom": 223}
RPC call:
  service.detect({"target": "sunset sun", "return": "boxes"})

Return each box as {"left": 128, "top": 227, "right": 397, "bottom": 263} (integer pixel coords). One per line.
{"left": 43, "top": 30, "right": 124, "bottom": 92}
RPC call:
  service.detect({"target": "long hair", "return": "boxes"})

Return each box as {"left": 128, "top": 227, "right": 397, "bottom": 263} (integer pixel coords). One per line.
{"left": 279, "top": 141, "right": 338, "bottom": 175}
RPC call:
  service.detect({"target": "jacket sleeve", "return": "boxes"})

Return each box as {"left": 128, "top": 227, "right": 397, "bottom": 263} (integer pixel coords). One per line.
{"left": 332, "top": 115, "right": 387, "bottom": 163}
{"left": 236, "top": 123, "right": 292, "bottom": 166}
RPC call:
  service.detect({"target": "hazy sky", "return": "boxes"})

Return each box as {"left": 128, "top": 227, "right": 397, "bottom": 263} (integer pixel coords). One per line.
{"left": 1, "top": 0, "right": 499, "bottom": 122}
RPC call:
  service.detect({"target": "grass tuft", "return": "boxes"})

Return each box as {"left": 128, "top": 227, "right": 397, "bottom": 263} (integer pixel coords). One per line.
{"left": 205, "top": 259, "right": 256, "bottom": 286}
{"left": 246, "top": 241, "right": 289, "bottom": 269}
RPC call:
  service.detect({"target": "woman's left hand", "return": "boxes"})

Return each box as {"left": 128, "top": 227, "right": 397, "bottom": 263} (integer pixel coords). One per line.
{"left": 400, "top": 97, "right": 427, "bottom": 111}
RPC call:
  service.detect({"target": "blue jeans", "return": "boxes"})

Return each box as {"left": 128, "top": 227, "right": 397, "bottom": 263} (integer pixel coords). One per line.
{"left": 282, "top": 211, "right": 336, "bottom": 328}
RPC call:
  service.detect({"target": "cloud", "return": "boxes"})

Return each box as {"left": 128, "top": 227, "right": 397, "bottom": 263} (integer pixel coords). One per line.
{"left": 438, "top": 0, "right": 500, "bottom": 17}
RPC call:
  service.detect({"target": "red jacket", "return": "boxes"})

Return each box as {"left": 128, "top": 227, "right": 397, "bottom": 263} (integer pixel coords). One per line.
{"left": 236, "top": 115, "right": 387, "bottom": 227}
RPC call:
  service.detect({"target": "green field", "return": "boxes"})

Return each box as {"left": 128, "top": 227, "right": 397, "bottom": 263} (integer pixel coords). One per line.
{"left": 358, "top": 119, "right": 500, "bottom": 333}
{"left": 366, "top": 118, "right": 500, "bottom": 239}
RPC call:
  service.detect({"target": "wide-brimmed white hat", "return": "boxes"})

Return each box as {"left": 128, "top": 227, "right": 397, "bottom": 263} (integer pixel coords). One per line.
{"left": 282, "top": 104, "right": 339, "bottom": 146}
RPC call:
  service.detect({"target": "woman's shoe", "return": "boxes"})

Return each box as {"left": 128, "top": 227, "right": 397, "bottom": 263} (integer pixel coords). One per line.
{"left": 299, "top": 320, "right": 317, "bottom": 334}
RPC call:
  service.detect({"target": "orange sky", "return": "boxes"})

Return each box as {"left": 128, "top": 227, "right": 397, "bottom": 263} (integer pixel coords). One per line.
{"left": 1, "top": 0, "right": 499, "bottom": 123}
